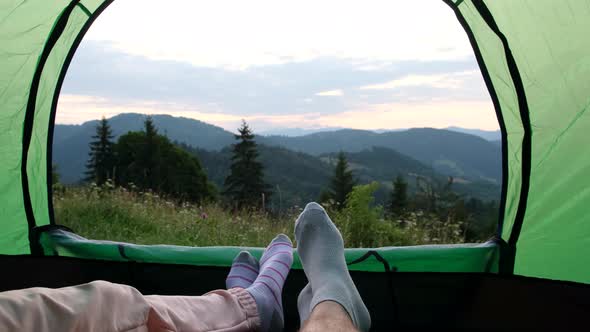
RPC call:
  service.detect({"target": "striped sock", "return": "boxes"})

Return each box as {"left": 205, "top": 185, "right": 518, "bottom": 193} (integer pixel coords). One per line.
{"left": 246, "top": 234, "right": 293, "bottom": 332}
{"left": 226, "top": 251, "right": 259, "bottom": 290}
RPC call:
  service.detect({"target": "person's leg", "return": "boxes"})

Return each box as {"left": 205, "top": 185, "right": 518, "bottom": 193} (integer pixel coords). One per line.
{"left": 300, "top": 301, "right": 358, "bottom": 332}
{"left": 295, "top": 202, "right": 371, "bottom": 332}
{"left": 145, "top": 250, "right": 262, "bottom": 331}
{"left": 0, "top": 253, "right": 263, "bottom": 332}
{"left": 0, "top": 241, "right": 292, "bottom": 332}
{"left": 0, "top": 280, "right": 151, "bottom": 332}
{"left": 145, "top": 287, "right": 259, "bottom": 331}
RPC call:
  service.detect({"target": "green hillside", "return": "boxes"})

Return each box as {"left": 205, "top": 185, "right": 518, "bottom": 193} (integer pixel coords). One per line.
{"left": 260, "top": 128, "right": 502, "bottom": 183}
{"left": 181, "top": 144, "right": 333, "bottom": 208}
{"left": 53, "top": 113, "right": 501, "bottom": 203}
{"left": 53, "top": 113, "right": 234, "bottom": 183}
{"left": 322, "top": 147, "right": 500, "bottom": 203}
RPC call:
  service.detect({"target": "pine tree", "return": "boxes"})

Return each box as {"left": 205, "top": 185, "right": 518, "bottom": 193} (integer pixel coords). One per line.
{"left": 142, "top": 116, "right": 161, "bottom": 190}
{"left": 223, "top": 120, "right": 270, "bottom": 209}
{"left": 329, "top": 152, "right": 355, "bottom": 210}
{"left": 85, "top": 116, "right": 115, "bottom": 185}
{"left": 389, "top": 175, "right": 408, "bottom": 217}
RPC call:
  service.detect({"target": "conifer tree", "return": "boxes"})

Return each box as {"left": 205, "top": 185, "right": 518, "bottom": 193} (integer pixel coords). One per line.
{"left": 329, "top": 152, "right": 355, "bottom": 210}
{"left": 141, "top": 116, "right": 161, "bottom": 190}
{"left": 85, "top": 116, "right": 115, "bottom": 185}
{"left": 389, "top": 175, "right": 408, "bottom": 217}
{"left": 223, "top": 120, "right": 270, "bottom": 209}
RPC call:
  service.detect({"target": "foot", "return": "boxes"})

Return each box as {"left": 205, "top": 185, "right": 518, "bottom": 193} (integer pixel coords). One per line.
{"left": 295, "top": 202, "right": 371, "bottom": 331}
{"left": 246, "top": 234, "right": 293, "bottom": 332}
{"left": 226, "top": 251, "right": 260, "bottom": 289}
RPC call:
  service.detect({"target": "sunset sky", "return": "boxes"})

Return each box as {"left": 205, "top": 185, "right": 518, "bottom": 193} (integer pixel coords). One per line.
{"left": 57, "top": 0, "right": 499, "bottom": 132}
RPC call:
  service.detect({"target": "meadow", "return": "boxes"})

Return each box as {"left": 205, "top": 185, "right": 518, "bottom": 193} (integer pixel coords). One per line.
{"left": 53, "top": 183, "right": 467, "bottom": 248}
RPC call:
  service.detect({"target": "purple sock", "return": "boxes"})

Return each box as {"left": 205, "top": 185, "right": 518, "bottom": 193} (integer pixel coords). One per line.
{"left": 226, "top": 251, "right": 259, "bottom": 289}
{"left": 247, "top": 234, "right": 293, "bottom": 332}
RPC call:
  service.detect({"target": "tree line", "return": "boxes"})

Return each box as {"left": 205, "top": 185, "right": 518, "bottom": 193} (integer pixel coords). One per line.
{"left": 82, "top": 116, "right": 498, "bottom": 241}
{"left": 318, "top": 151, "right": 497, "bottom": 241}
{"left": 84, "top": 116, "right": 270, "bottom": 208}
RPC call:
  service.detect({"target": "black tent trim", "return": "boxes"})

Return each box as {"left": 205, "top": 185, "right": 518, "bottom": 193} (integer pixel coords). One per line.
{"left": 76, "top": 3, "right": 92, "bottom": 17}
{"left": 347, "top": 250, "right": 399, "bottom": 327}
{"left": 471, "top": 0, "right": 533, "bottom": 274}
{"left": 23, "top": 0, "right": 82, "bottom": 255}
{"left": 442, "top": 0, "right": 510, "bottom": 267}
{"left": 45, "top": 0, "right": 115, "bottom": 232}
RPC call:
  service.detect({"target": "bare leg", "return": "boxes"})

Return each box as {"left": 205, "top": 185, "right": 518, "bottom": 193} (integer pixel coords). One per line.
{"left": 300, "top": 301, "right": 358, "bottom": 332}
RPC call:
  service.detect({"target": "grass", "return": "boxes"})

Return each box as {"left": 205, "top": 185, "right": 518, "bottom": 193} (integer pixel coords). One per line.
{"left": 53, "top": 184, "right": 467, "bottom": 248}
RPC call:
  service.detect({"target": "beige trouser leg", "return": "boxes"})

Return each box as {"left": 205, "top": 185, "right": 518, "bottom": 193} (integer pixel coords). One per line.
{"left": 0, "top": 280, "right": 260, "bottom": 332}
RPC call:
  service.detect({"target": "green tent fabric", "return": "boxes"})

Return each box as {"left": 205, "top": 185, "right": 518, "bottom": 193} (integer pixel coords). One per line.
{"left": 449, "top": 0, "right": 590, "bottom": 283}
{"left": 0, "top": 0, "right": 589, "bottom": 291}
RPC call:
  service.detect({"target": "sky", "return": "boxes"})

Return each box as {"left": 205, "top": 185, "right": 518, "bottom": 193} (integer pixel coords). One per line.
{"left": 57, "top": 0, "right": 499, "bottom": 132}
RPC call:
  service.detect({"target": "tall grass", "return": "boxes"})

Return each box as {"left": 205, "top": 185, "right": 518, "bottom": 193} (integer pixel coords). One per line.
{"left": 53, "top": 184, "right": 466, "bottom": 248}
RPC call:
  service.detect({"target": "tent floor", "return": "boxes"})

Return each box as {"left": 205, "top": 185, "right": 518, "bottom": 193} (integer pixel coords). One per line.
{"left": 1, "top": 255, "right": 588, "bottom": 331}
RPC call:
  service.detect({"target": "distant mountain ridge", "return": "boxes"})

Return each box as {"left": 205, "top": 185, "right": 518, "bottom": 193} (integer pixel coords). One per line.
{"left": 183, "top": 144, "right": 500, "bottom": 205}
{"left": 445, "top": 126, "right": 501, "bottom": 141}
{"left": 53, "top": 114, "right": 502, "bottom": 193}
{"left": 258, "top": 128, "right": 501, "bottom": 183}
{"left": 258, "top": 126, "right": 501, "bottom": 141}
{"left": 53, "top": 113, "right": 234, "bottom": 183}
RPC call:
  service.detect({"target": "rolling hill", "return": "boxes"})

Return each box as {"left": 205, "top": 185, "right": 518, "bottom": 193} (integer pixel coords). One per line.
{"left": 53, "top": 113, "right": 234, "bottom": 183}
{"left": 52, "top": 113, "right": 502, "bottom": 203}
{"left": 259, "top": 128, "right": 501, "bottom": 183}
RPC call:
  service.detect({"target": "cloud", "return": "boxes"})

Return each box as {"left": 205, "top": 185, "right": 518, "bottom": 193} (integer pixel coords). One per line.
{"left": 85, "top": 0, "right": 474, "bottom": 69}
{"left": 58, "top": 40, "right": 497, "bottom": 131}
{"left": 316, "top": 89, "right": 344, "bottom": 97}
{"left": 360, "top": 71, "right": 480, "bottom": 91}
{"left": 315, "top": 100, "right": 498, "bottom": 130}
{"left": 58, "top": 94, "right": 498, "bottom": 132}
{"left": 57, "top": 94, "right": 323, "bottom": 132}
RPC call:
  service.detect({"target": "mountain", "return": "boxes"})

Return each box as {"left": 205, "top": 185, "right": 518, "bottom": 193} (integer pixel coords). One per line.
{"left": 53, "top": 113, "right": 235, "bottom": 183}
{"left": 182, "top": 143, "right": 502, "bottom": 207}
{"left": 259, "top": 126, "right": 500, "bottom": 140}
{"left": 258, "top": 128, "right": 501, "bottom": 184}
{"left": 53, "top": 114, "right": 501, "bottom": 190}
{"left": 446, "top": 126, "right": 501, "bottom": 141}
{"left": 258, "top": 127, "right": 343, "bottom": 137}
{"left": 183, "top": 144, "right": 334, "bottom": 208}
{"left": 321, "top": 147, "right": 500, "bottom": 202}
{"left": 320, "top": 146, "right": 435, "bottom": 183}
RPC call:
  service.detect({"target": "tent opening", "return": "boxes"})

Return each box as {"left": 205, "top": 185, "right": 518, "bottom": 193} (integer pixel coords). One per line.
{"left": 51, "top": 0, "right": 501, "bottom": 249}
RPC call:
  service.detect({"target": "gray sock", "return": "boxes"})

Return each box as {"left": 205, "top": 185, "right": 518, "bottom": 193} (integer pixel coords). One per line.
{"left": 295, "top": 202, "right": 371, "bottom": 332}
{"left": 296, "top": 283, "right": 313, "bottom": 324}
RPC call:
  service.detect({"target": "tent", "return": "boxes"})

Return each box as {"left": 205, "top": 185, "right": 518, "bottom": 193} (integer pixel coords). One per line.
{"left": 1, "top": 0, "right": 589, "bottom": 330}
